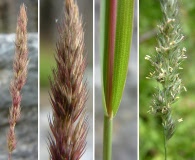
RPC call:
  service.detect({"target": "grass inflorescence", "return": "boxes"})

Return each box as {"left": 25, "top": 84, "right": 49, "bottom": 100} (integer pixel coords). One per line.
{"left": 145, "top": 0, "right": 186, "bottom": 159}
{"left": 48, "top": 0, "right": 88, "bottom": 159}
{"left": 7, "top": 4, "right": 28, "bottom": 160}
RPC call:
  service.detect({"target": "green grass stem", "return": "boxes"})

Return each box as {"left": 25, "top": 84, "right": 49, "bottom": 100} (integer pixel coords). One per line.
{"left": 103, "top": 115, "right": 113, "bottom": 160}
{"left": 164, "top": 126, "right": 167, "bottom": 160}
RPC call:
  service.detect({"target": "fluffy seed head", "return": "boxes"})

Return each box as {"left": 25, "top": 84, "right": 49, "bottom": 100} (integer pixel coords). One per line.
{"left": 7, "top": 3, "right": 28, "bottom": 156}
{"left": 146, "top": 0, "right": 186, "bottom": 140}
{"left": 48, "top": 0, "right": 89, "bottom": 159}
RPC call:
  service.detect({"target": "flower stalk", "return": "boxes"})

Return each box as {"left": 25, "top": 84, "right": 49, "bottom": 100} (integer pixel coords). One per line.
{"left": 145, "top": 0, "right": 186, "bottom": 159}
{"left": 7, "top": 4, "right": 28, "bottom": 160}
{"left": 48, "top": 0, "right": 88, "bottom": 159}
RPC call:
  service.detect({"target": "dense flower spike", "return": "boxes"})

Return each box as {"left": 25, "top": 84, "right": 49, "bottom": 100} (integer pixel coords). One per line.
{"left": 48, "top": 0, "right": 88, "bottom": 159}
{"left": 145, "top": 0, "right": 186, "bottom": 157}
{"left": 7, "top": 4, "right": 28, "bottom": 160}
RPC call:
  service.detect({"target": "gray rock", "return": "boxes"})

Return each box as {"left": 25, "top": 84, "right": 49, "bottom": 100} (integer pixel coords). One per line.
{"left": 0, "top": 33, "right": 38, "bottom": 159}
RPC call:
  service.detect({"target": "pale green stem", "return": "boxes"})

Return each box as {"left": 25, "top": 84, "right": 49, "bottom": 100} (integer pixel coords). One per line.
{"left": 103, "top": 115, "right": 113, "bottom": 160}
{"left": 163, "top": 126, "right": 167, "bottom": 160}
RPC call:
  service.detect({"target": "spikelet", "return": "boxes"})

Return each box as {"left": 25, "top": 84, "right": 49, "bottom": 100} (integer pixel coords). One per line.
{"left": 145, "top": 0, "right": 186, "bottom": 140}
{"left": 7, "top": 4, "right": 28, "bottom": 160}
{"left": 48, "top": 0, "right": 88, "bottom": 159}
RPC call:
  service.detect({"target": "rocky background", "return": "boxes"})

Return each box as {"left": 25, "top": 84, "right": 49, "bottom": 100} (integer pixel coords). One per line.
{"left": 0, "top": 33, "right": 38, "bottom": 159}
{"left": 95, "top": 0, "right": 138, "bottom": 159}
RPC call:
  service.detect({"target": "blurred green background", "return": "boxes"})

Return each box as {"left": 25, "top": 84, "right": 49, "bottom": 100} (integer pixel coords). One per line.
{"left": 140, "top": 0, "right": 195, "bottom": 159}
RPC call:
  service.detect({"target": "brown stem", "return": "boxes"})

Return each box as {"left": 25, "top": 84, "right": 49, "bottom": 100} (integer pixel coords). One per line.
{"left": 106, "top": 0, "right": 117, "bottom": 117}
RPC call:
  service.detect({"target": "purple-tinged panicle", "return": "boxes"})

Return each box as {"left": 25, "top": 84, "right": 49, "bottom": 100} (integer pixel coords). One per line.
{"left": 48, "top": 0, "right": 89, "bottom": 159}
{"left": 7, "top": 4, "right": 28, "bottom": 160}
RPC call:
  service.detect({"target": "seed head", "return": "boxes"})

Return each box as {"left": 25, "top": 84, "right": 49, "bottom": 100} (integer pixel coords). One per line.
{"left": 48, "top": 0, "right": 88, "bottom": 159}
{"left": 7, "top": 4, "right": 28, "bottom": 158}
{"left": 146, "top": 0, "right": 186, "bottom": 140}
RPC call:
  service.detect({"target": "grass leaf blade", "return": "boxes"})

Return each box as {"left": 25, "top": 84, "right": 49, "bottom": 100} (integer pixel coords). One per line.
{"left": 100, "top": 0, "right": 109, "bottom": 116}
{"left": 112, "top": 0, "right": 134, "bottom": 116}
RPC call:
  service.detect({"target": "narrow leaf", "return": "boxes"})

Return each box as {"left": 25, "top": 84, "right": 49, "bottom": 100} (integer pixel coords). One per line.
{"left": 100, "top": 0, "right": 109, "bottom": 116}
{"left": 112, "top": 0, "right": 134, "bottom": 116}
{"left": 101, "top": 0, "right": 134, "bottom": 117}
